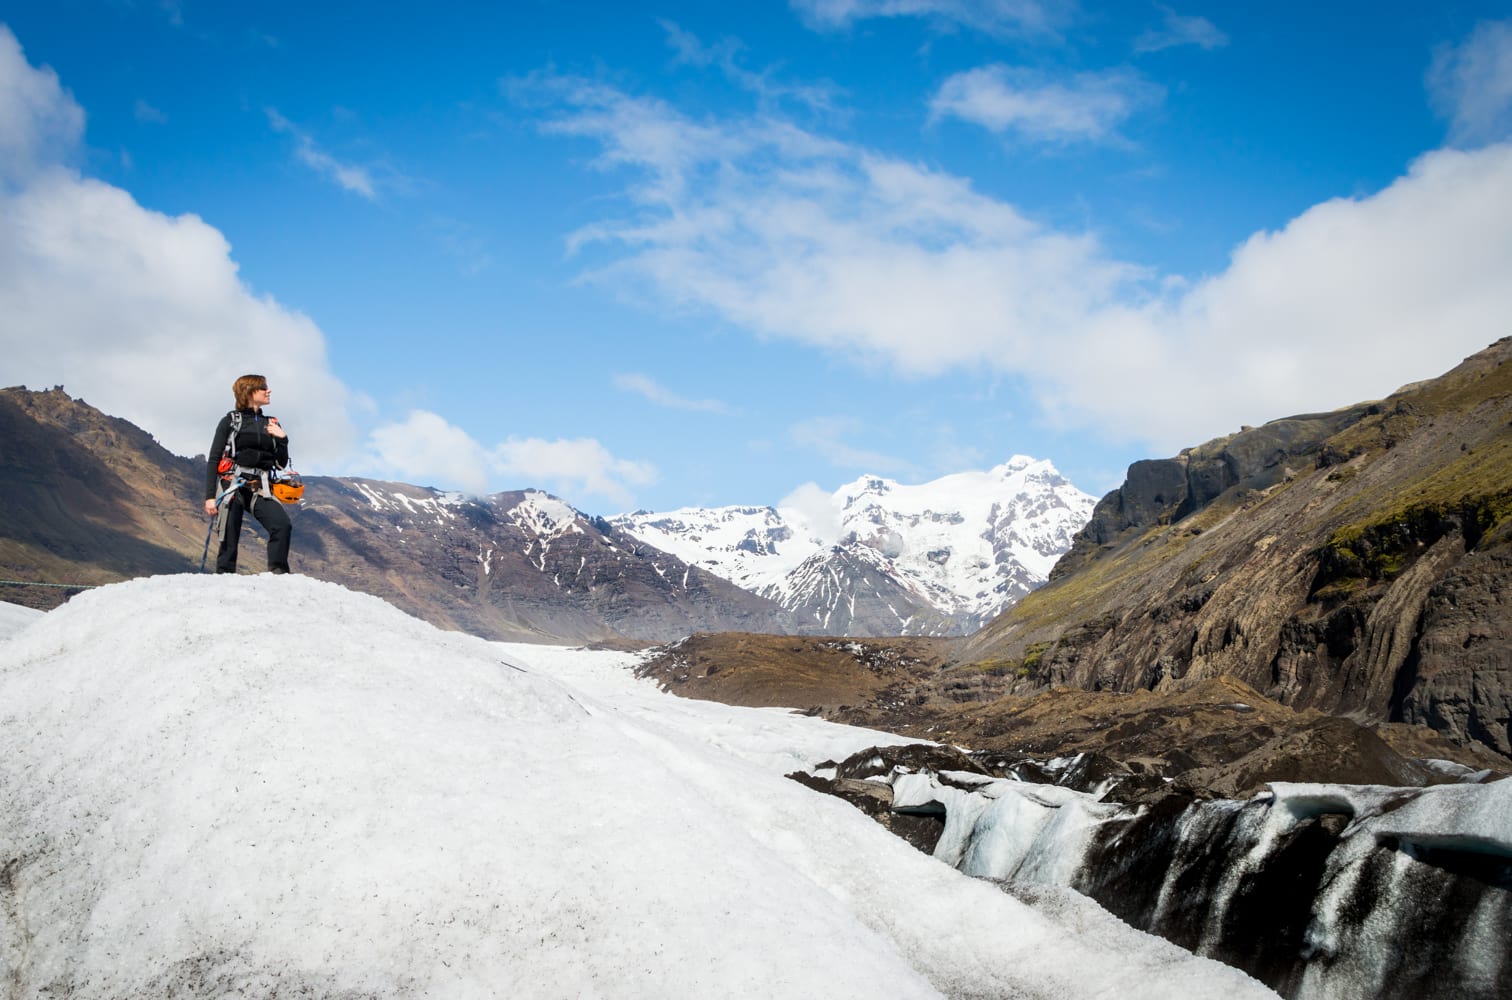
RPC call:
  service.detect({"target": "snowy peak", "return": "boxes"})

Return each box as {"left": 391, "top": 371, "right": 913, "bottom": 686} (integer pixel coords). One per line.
{"left": 350, "top": 480, "right": 468, "bottom": 522}
{"left": 833, "top": 455, "right": 1039, "bottom": 508}
{"left": 615, "top": 458, "right": 1097, "bottom": 636}
{"left": 776, "top": 543, "right": 961, "bottom": 636}
{"left": 612, "top": 504, "right": 813, "bottom": 595}
{"left": 506, "top": 489, "right": 585, "bottom": 540}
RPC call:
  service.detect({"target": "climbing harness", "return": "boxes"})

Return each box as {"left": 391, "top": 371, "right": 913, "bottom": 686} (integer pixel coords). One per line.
{"left": 215, "top": 409, "right": 301, "bottom": 506}
{"left": 202, "top": 410, "right": 301, "bottom": 573}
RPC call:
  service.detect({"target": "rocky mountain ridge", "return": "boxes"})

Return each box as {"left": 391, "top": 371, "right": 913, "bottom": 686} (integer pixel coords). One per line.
{"left": 613, "top": 458, "right": 1095, "bottom": 636}
{"left": 952, "top": 338, "right": 1512, "bottom": 760}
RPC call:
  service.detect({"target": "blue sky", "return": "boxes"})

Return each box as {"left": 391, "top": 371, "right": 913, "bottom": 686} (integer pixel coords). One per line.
{"left": 3, "top": 1, "right": 1511, "bottom": 515}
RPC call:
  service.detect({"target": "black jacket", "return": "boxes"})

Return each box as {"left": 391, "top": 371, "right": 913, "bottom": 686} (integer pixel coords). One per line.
{"left": 204, "top": 408, "right": 291, "bottom": 499}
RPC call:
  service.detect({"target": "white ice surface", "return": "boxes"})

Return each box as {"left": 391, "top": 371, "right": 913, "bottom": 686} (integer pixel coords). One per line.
{"left": 1266, "top": 780, "right": 1512, "bottom": 853}
{"left": 0, "top": 599, "right": 43, "bottom": 640}
{"left": 895, "top": 775, "right": 1126, "bottom": 885}
{"left": 493, "top": 641, "right": 923, "bottom": 777}
{"left": 0, "top": 575, "right": 1277, "bottom": 998}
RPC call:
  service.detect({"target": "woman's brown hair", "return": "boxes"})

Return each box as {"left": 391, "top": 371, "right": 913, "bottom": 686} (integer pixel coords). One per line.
{"left": 233, "top": 374, "right": 268, "bottom": 410}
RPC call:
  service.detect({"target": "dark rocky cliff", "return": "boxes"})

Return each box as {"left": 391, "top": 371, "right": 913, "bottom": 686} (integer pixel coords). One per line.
{"left": 956, "top": 340, "right": 1512, "bottom": 761}
{"left": 1052, "top": 407, "right": 1369, "bottom": 580}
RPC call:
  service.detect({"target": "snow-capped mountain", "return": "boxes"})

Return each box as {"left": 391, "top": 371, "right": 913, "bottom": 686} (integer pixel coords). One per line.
{"left": 2, "top": 387, "right": 1091, "bottom": 641}
{"left": 297, "top": 480, "right": 795, "bottom": 644}
{"left": 614, "top": 457, "right": 1097, "bottom": 636}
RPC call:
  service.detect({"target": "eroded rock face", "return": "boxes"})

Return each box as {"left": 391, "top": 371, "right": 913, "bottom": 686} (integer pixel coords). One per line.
{"left": 1072, "top": 456, "right": 1192, "bottom": 553}
{"left": 961, "top": 340, "right": 1512, "bottom": 764}
{"left": 817, "top": 673, "right": 1508, "bottom": 789}
{"left": 1055, "top": 409, "right": 1368, "bottom": 581}
{"left": 1395, "top": 548, "right": 1512, "bottom": 755}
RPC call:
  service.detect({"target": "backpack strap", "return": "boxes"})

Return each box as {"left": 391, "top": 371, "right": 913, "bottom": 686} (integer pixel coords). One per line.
{"left": 226, "top": 410, "right": 243, "bottom": 459}
{"left": 218, "top": 411, "right": 283, "bottom": 499}
{"left": 215, "top": 411, "right": 250, "bottom": 503}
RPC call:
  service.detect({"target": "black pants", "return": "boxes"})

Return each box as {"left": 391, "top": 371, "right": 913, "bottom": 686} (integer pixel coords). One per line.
{"left": 215, "top": 487, "right": 292, "bottom": 574}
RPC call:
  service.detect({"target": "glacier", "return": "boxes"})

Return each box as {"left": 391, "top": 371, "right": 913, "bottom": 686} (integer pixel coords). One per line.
{"left": 0, "top": 576, "right": 1274, "bottom": 998}
{"left": 870, "top": 758, "right": 1511, "bottom": 999}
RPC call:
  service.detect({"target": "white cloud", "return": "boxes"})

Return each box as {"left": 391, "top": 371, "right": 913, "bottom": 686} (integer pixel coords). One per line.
{"left": 1133, "top": 6, "right": 1228, "bottom": 54}
{"left": 365, "top": 410, "right": 657, "bottom": 509}
{"left": 661, "top": 18, "right": 721, "bottom": 68}
{"left": 1428, "top": 18, "right": 1512, "bottom": 147}
{"left": 1060, "top": 142, "right": 1512, "bottom": 448}
{"left": 777, "top": 481, "right": 845, "bottom": 544}
{"left": 0, "top": 26, "right": 83, "bottom": 186}
{"left": 659, "top": 21, "right": 841, "bottom": 115}
{"left": 495, "top": 435, "right": 658, "bottom": 510}
{"left": 0, "top": 28, "right": 650, "bottom": 508}
{"left": 789, "top": 0, "right": 1073, "bottom": 38}
{"left": 0, "top": 26, "right": 356, "bottom": 470}
{"left": 930, "top": 65, "right": 1163, "bottom": 144}
{"left": 532, "top": 74, "right": 1512, "bottom": 457}
{"left": 613, "top": 372, "right": 729, "bottom": 413}
{"left": 0, "top": 171, "right": 359, "bottom": 468}
{"left": 790, "top": 417, "right": 914, "bottom": 476}
{"left": 367, "top": 411, "right": 495, "bottom": 494}
{"left": 0, "top": 34, "right": 647, "bottom": 509}
{"left": 535, "top": 77, "right": 1137, "bottom": 373}
{"left": 266, "top": 107, "right": 379, "bottom": 200}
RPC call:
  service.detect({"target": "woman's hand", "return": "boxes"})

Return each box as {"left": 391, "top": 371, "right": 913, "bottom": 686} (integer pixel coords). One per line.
{"left": 267, "top": 417, "right": 287, "bottom": 439}
{"left": 204, "top": 498, "right": 218, "bottom": 516}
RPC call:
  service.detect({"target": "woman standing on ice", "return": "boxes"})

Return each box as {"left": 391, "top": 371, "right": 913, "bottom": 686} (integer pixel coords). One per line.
{"left": 203, "top": 374, "right": 298, "bottom": 574}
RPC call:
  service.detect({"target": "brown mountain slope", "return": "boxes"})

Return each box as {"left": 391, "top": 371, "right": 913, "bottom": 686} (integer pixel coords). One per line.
{"left": 953, "top": 339, "right": 1512, "bottom": 758}
{"left": 290, "top": 477, "right": 793, "bottom": 644}
{"left": 0, "top": 387, "right": 204, "bottom": 606}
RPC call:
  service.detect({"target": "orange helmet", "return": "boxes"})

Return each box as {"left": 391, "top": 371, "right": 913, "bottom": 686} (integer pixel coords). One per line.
{"left": 271, "top": 472, "right": 304, "bottom": 504}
